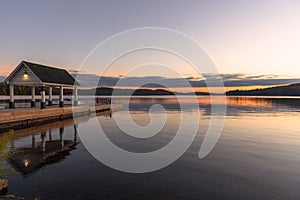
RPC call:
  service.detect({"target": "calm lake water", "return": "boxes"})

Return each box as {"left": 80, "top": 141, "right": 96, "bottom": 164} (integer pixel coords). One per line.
{"left": 1, "top": 96, "right": 300, "bottom": 200}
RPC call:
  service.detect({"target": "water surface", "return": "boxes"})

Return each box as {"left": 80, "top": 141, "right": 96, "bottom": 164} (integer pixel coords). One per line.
{"left": 1, "top": 96, "right": 300, "bottom": 200}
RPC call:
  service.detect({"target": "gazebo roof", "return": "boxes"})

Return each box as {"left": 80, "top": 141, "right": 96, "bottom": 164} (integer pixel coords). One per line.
{"left": 5, "top": 61, "right": 80, "bottom": 87}
{"left": 24, "top": 61, "right": 79, "bottom": 86}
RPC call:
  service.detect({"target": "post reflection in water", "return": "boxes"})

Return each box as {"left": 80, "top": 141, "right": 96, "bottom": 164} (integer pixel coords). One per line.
{"left": 7, "top": 111, "right": 114, "bottom": 176}
{"left": 7, "top": 114, "right": 98, "bottom": 176}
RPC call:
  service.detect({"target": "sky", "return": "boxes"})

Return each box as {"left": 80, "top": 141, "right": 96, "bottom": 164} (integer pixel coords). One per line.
{"left": 1, "top": 0, "right": 300, "bottom": 91}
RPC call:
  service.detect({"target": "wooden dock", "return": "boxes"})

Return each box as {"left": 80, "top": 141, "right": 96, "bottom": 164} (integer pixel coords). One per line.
{"left": 0, "top": 104, "right": 122, "bottom": 132}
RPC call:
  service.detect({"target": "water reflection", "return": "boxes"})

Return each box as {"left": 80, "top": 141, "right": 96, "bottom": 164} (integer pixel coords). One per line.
{"left": 9, "top": 126, "right": 79, "bottom": 176}
{"left": 5, "top": 112, "right": 97, "bottom": 177}
{"left": 125, "top": 96, "right": 300, "bottom": 115}
{"left": 1, "top": 97, "right": 300, "bottom": 199}
{"left": 1, "top": 96, "right": 300, "bottom": 114}
{"left": 5, "top": 111, "right": 113, "bottom": 178}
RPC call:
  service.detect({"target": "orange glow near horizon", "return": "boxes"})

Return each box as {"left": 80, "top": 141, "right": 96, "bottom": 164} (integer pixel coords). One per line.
{"left": 93, "top": 85, "right": 283, "bottom": 94}
{"left": 153, "top": 85, "right": 282, "bottom": 93}
{"left": 0, "top": 61, "right": 291, "bottom": 93}
{"left": 0, "top": 65, "right": 14, "bottom": 76}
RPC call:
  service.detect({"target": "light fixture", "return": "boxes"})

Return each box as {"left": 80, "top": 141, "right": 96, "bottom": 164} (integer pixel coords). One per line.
{"left": 23, "top": 159, "right": 30, "bottom": 167}
{"left": 23, "top": 70, "right": 28, "bottom": 78}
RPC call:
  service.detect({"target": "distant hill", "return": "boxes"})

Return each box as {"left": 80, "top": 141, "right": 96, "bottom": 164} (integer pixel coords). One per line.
{"left": 176, "top": 91, "right": 210, "bottom": 96}
{"left": 2, "top": 81, "right": 300, "bottom": 96}
{"left": 0, "top": 76, "right": 5, "bottom": 82}
{"left": 0, "top": 85, "right": 210, "bottom": 96}
{"left": 78, "top": 87, "right": 175, "bottom": 96}
{"left": 78, "top": 87, "right": 212, "bottom": 96}
{"left": 226, "top": 83, "right": 300, "bottom": 96}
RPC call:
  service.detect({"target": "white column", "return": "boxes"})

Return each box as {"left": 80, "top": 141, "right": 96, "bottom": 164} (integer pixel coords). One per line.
{"left": 74, "top": 87, "right": 78, "bottom": 106}
{"left": 31, "top": 86, "right": 36, "bottom": 107}
{"left": 41, "top": 86, "right": 46, "bottom": 109}
{"left": 9, "top": 84, "right": 14, "bottom": 108}
{"left": 48, "top": 86, "right": 53, "bottom": 106}
{"left": 59, "top": 86, "right": 64, "bottom": 107}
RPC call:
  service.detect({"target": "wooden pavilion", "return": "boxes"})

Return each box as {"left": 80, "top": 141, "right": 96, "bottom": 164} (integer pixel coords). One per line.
{"left": 4, "top": 61, "right": 80, "bottom": 109}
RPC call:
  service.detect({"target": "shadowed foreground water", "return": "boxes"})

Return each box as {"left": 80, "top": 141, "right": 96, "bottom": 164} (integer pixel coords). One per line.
{"left": 1, "top": 97, "right": 300, "bottom": 200}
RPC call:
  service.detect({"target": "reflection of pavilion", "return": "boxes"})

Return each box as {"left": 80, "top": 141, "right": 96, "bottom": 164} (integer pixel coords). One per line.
{"left": 9, "top": 125, "right": 79, "bottom": 176}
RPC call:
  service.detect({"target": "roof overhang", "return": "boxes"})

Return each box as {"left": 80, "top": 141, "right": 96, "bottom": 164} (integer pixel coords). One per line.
{"left": 4, "top": 61, "right": 80, "bottom": 88}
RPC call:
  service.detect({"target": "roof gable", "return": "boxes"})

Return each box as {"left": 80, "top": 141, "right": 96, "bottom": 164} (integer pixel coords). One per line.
{"left": 23, "top": 61, "right": 79, "bottom": 86}
{"left": 4, "top": 62, "right": 42, "bottom": 85}
{"left": 10, "top": 63, "right": 42, "bottom": 85}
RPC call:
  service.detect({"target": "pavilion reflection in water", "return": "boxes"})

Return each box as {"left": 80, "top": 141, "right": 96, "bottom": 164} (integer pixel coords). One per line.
{"left": 8, "top": 111, "right": 113, "bottom": 176}
{"left": 9, "top": 124, "right": 80, "bottom": 176}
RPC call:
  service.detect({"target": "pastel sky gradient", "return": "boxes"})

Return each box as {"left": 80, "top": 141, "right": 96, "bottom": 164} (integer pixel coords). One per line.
{"left": 1, "top": 0, "right": 300, "bottom": 87}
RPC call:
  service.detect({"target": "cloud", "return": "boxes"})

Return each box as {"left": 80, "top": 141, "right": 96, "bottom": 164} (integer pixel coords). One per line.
{"left": 220, "top": 74, "right": 300, "bottom": 86}
{"left": 68, "top": 69, "right": 85, "bottom": 73}
{"left": 72, "top": 73, "right": 300, "bottom": 88}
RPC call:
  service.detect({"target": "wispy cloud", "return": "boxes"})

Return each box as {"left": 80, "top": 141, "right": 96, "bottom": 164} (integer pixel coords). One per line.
{"left": 68, "top": 69, "right": 85, "bottom": 73}
{"left": 72, "top": 73, "right": 300, "bottom": 88}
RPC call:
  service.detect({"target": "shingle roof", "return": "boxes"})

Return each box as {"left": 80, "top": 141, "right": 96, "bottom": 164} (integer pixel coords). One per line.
{"left": 23, "top": 61, "right": 80, "bottom": 86}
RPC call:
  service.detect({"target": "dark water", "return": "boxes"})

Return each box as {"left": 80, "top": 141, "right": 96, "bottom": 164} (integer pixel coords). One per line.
{"left": 1, "top": 96, "right": 300, "bottom": 200}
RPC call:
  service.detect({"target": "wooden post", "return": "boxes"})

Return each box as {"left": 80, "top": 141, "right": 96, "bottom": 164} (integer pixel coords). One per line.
{"left": 40, "top": 86, "right": 46, "bottom": 109}
{"left": 59, "top": 86, "right": 64, "bottom": 107}
{"left": 31, "top": 86, "right": 36, "bottom": 107}
{"left": 74, "top": 87, "right": 78, "bottom": 106}
{"left": 48, "top": 86, "right": 53, "bottom": 106}
{"left": 9, "top": 84, "right": 15, "bottom": 109}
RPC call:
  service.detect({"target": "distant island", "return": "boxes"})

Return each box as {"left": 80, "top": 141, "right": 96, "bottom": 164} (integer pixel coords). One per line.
{"left": 226, "top": 83, "right": 300, "bottom": 96}
{"left": 0, "top": 83, "right": 209, "bottom": 96}
{"left": 77, "top": 87, "right": 210, "bottom": 96}
{"left": 0, "top": 81, "right": 300, "bottom": 96}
